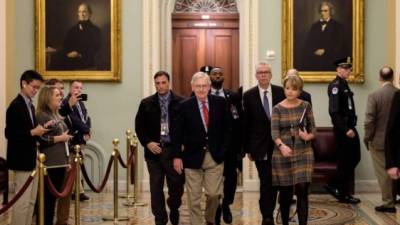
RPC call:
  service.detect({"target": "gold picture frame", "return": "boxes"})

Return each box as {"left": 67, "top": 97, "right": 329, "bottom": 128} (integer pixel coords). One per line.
{"left": 35, "top": 0, "right": 121, "bottom": 81}
{"left": 282, "top": 0, "right": 364, "bottom": 83}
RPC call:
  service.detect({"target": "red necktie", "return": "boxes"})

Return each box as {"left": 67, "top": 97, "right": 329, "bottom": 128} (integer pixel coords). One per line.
{"left": 202, "top": 101, "right": 209, "bottom": 129}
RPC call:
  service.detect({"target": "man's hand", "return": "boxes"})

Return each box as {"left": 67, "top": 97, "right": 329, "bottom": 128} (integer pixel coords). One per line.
{"left": 68, "top": 92, "right": 79, "bottom": 108}
{"left": 146, "top": 142, "right": 162, "bottom": 154}
{"left": 387, "top": 167, "right": 400, "bottom": 179}
{"left": 173, "top": 158, "right": 183, "bottom": 174}
{"left": 58, "top": 131, "right": 73, "bottom": 143}
{"left": 314, "top": 49, "right": 325, "bottom": 56}
{"left": 346, "top": 129, "right": 355, "bottom": 138}
{"left": 31, "top": 125, "right": 49, "bottom": 137}
{"left": 67, "top": 51, "right": 82, "bottom": 58}
{"left": 83, "top": 134, "right": 91, "bottom": 142}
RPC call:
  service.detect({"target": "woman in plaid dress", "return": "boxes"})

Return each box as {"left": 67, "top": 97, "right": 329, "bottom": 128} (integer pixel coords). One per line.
{"left": 271, "top": 75, "right": 316, "bottom": 225}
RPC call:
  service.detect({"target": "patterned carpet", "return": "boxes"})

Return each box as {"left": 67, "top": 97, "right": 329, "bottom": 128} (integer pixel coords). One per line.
{"left": 0, "top": 192, "right": 398, "bottom": 224}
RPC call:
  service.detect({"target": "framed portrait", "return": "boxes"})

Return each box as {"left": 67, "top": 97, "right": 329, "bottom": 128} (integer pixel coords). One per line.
{"left": 282, "top": 0, "right": 364, "bottom": 83}
{"left": 35, "top": 0, "right": 121, "bottom": 81}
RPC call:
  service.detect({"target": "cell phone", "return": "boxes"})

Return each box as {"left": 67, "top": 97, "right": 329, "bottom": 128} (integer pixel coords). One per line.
{"left": 80, "top": 94, "right": 88, "bottom": 101}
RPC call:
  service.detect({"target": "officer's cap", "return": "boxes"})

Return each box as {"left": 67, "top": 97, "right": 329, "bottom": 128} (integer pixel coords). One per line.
{"left": 334, "top": 56, "right": 352, "bottom": 69}
{"left": 200, "top": 65, "right": 214, "bottom": 75}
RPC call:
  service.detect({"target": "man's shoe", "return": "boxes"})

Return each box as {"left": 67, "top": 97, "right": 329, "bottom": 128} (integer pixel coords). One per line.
{"left": 261, "top": 217, "right": 274, "bottom": 225}
{"left": 215, "top": 205, "right": 221, "bottom": 225}
{"left": 324, "top": 185, "right": 341, "bottom": 200}
{"left": 79, "top": 193, "right": 90, "bottom": 201}
{"left": 339, "top": 195, "right": 361, "bottom": 204}
{"left": 222, "top": 204, "right": 232, "bottom": 224}
{"left": 169, "top": 209, "right": 180, "bottom": 225}
{"left": 375, "top": 205, "right": 396, "bottom": 213}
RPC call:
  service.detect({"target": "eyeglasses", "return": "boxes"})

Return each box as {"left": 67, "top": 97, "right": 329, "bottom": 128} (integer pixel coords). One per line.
{"left": 193, "top": 84, "right": 210, "bottom": 89}
{"left": 27, "top": 83, "right": 41, "bottom": 90}
{"left": 320, "top": 9, "right": 329, "bottom": 12}
{"left": 256, "top": 71, "right": 271, "bottom": 75}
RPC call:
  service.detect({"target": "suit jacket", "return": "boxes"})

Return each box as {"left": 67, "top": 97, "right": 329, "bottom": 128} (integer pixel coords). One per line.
{"left": 364, "top": 83, "right": 398, "bottom": 150}
{"left": 172, "top": 95, "right": 231, "bottom": 169}
{"left": 385, "top": 91, "right": 400, "bottom": 169}
{"left": 5, "top": 94, "right": 38, "bottom": 171}
{"left": 63, "top": 96, "right": 91, "bottom": 146}
{"left": 135, "top": 91, "right": 184, "bottom": 160}
{"left": 219, "top": 89, "right": 244, "bottom": 155}
{"left": 299, "top": 90, "right": 312, "bottom": 105}
{"left": 243, "top": 85, "right": 285, "bottom": 160}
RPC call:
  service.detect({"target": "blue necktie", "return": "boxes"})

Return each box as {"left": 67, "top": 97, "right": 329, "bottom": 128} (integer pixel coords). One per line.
{"left": 263, "top": 91, "right": 270, "bottom": 119}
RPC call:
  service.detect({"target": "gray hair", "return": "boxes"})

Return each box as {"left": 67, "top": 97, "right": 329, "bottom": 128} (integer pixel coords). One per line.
{"left": 255, "top": 61, "right": 271, "bottom": 73}
{"left": 191, "top": 72, "right": 211, "bottom": 85}
{"left": 320, "top": 1, "right": 335, "bottom": 16}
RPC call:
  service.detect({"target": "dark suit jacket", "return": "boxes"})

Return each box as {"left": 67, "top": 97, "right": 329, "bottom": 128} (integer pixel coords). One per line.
{"left": 135, "top": 91, "right": 184, "bottom": 160}
{"left": 172, "top": 95, "right": 231, "bottom": 169}
{"left": 385, "top": 91, "right": 400, "bottom": 169}
{"left": 299, "top": 90, "right": 312, "bottom": 105}
{"left": 5, "top": 94, "right": 38, "bottom": 171}
{"left": 243, "top": 85, "right": 285, "bottom": 160}
{"left": 221, "top": 89, "right": 244, "bottom": 155}
{"left": 63, "top": 96, "right": 91, "bottom": 146}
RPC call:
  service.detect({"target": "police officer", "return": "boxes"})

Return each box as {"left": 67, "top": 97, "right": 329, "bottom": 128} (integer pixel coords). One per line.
{"left": 207, "top": 67, "right": 243, "bottom": 225}
{"left": 327, "top": 57, "right": 361, "bottom": 204}
{"left": 200, "top": 65, "right": 214, "bottom": 75}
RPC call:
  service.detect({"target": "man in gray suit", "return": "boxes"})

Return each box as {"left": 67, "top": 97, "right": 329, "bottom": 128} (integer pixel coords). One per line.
{"left": 364, "top": 66, "right": 398, "bottom": 213}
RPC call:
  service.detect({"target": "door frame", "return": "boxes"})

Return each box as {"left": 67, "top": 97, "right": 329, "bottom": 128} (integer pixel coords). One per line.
{"left": 142, "top": 0, "right": 260, "bottom": 191}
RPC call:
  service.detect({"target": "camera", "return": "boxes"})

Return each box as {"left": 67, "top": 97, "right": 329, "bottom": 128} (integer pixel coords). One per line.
{"left": 79, "top": 94, "right": 88, "bottom": 101}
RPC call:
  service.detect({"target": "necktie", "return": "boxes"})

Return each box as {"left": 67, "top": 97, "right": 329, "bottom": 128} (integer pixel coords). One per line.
{"left": 160, "top": 98, "right": 169, "bottom": 142}
{"left": 76, "top": 102, "right": 86, "bottom": 123}
{"left": 263, "top": 91, "right": 271, "bottom": 119}
{"left": 215, "top": 90, "right": 220, "bottom": 96}
{"left": 29, "top": 100, "right": 35, "bottom": 126}
{"left": 202, "top": 101, "right": 209, "bottom": 129}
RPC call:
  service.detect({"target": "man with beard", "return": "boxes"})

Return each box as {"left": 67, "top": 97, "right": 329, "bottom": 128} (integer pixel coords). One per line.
{"left": 208, "top": 67, "right": 243, "bottom": 225}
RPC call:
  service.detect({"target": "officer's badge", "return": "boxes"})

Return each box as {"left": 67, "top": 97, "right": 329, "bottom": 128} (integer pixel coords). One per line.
{"left": 332, "top": 87, "right": 338, "bottom": 95}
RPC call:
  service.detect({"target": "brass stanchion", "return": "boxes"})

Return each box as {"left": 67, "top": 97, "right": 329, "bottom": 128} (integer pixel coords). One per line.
{"left": 103, "top": 139, "right": 129, "bottom": 221}
{"left": 74, "top": 145, "right": 82, "bottom": 225}
{"left": 122, "top": 130, "right": 136, "bottom": 206}
{"left": 131, "top": 134, "right": 146, "bottom": 206}
{"left": 38, "top": 153, "right": 46, "bottom": 225}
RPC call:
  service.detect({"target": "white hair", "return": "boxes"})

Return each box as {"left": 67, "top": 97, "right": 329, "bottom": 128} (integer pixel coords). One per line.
{"left": 255, "top": 61, "right": 271, "bottom": 72}
{"left": 191, "top": 72, "right": 211, "bottom": 85}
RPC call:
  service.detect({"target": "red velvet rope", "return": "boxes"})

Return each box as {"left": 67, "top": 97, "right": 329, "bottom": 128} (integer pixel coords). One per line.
{"left": 45, "top": 164, "right": 77, "bottom": 198}
{"left": 117, "top": 146, "right": 136, "bottom": 168}
{"left": 0, "top": 173, "right": 35, "bottom": 215}
{"left": 81, "top": 155, "right": 113, "bottom": 193}
{"left": 130, "top": 145, "right": 136, "bottom": 184}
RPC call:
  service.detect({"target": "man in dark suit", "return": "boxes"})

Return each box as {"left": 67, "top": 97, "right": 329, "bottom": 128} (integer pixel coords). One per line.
{"left": 63, "top": 80, "right": 91, "bottom": 201}
{"left": 172, "top": 72, "right": 231, "bottom": 225}
{"left": 208, "top": 67, "right": 243, "bottom": 225}
{"left": 243, "top": 62, "right": 285, "bottom": 225}
{"left": 135, "top": 71, "right": 185, "bottom": 225}
{"left": 385, "top": 90, "right": 400, "bottom": 179}
{"left": 364, "top": 66, "right": 398, "bottom": 213}
{"left": 5, "top": 70, "right": 49, "bottom": 225}
{"left": 286, "top": 68, "right": 312, "bottom": 104}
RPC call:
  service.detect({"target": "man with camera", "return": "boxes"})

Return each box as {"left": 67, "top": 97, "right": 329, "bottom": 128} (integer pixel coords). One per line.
{"left": 63, "top": 80, "right": 91, "bottom": 201}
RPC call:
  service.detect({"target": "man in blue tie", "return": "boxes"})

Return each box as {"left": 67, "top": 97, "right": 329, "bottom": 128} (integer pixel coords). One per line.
{"left": 243, "top": 62, "right": 285, "bottom": 225}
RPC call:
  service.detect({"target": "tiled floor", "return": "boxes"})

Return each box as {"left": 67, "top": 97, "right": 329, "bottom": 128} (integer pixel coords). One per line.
{"left": 1, "top": 191, "right": 400, "bottom": 224}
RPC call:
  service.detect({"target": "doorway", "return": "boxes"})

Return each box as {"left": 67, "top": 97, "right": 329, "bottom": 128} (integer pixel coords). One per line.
{"left": 172, "top": 13, "right": 239, "bottom": 96}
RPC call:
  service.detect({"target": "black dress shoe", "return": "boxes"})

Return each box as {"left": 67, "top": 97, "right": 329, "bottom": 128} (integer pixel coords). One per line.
{"left": 79, "top": 193, "right": 90, "bottom": 201}
{"left": 215, "top": 205, "right": 221, "bottom": 225}
{"left": 339, "top": 195, "right": 361, "bottom": 204}
{"left": 169, "top": 209, "right": 179, "bottom": 225}
{"left": 324, "top": 185, "right": 341, "bottom": 200}
{"left": 261, "top": 217, "right": 274, "bottom": 225}
{"left": 222, "top": 204, "right": 232, "bottom": 224}
{"left": 375, "top": 205, "right": 396, "bottom": 213}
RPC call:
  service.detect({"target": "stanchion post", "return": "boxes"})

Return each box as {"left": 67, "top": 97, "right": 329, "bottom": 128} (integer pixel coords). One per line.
{"left": 74, "top": 145, "right": 82, "bottom": 225}
{"left": 120, "top": 129, "right": 132, "bottom": 200}
{"left": 38, "top": 153, "right": 46, "bottom": 225}
{"left": 103, "top": 139, "right": 129, "bottom": 221}
{"left": 132, "top": 133, "right": 147, "bottom": 206}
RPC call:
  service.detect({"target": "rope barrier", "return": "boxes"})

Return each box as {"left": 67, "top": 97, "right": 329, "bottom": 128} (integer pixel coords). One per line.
{"left": 81, "top": 155, "right": 114, "bottom": 193}
{"left": 117, "top": 147, "right": 135, "bottom": 169}
{"left": 0, "top": 171, "right": 36, "bottom": 215}
{"left": 45, "top": 164, "right": 77, "bottom": 198}
{"left": 130, "top": 144, "right": 135, "bottom": 184}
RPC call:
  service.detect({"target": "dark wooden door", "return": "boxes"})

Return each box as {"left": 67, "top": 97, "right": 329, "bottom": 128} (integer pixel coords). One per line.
{"left": 172, "top": 13, "right": 239, "bottom": 97}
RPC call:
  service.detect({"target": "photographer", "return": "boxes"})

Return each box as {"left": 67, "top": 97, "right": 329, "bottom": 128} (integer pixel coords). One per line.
{"left": 63, "top": 80, "right": 91, "bottom": 201}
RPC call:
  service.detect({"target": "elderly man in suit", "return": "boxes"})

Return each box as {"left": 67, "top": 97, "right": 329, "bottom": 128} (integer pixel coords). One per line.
{"left": 364, "top": 66, "right": 398, "bottom": 213}
{"left": 173, "top": 72, "right": 231, "bottom": 225}
{"left": 135, "top": 71, "right": 185, "bottom": 225}
{"left": 243, "top": 62, "right": 285, "bottom": 225}
{"left": 5, "top": 70, "right": 50, "bottom": 225}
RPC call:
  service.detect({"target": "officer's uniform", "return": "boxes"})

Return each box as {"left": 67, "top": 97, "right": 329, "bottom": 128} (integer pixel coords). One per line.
{"left": 327, "top": 58, "right": 361, "bottom": 203}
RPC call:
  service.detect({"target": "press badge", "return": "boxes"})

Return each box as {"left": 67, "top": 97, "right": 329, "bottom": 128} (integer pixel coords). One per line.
{"left": 230, "top": 105, "right": 239, "bottom": 119}
{"left": 161, "top": 122, "right": 169, "bottom": 136}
